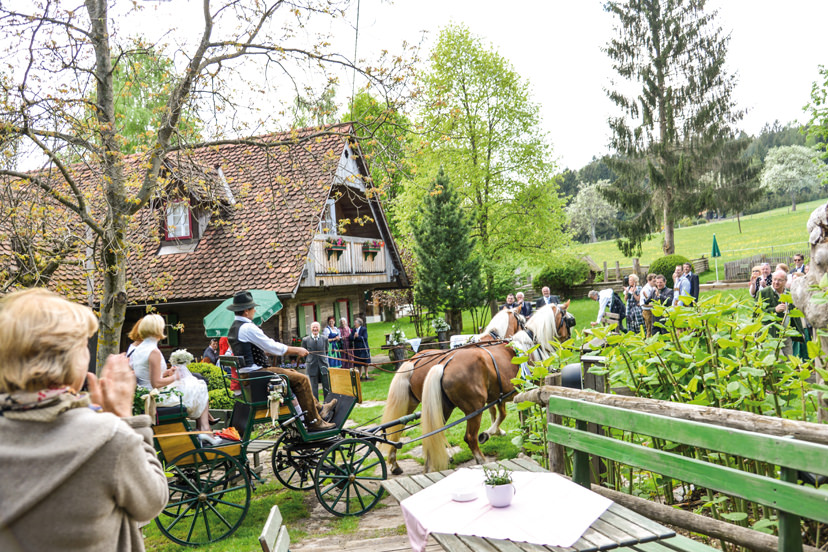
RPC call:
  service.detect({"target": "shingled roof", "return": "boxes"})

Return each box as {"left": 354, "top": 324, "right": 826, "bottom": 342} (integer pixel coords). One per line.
{"left": 126, "top": 124, "right": 360, "bottom": 302}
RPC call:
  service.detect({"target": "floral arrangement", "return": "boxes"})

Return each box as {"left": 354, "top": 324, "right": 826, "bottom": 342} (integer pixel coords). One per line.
{"left": 482, "top": 463, "right": 513, "bottom": 486}
{"left": 169, "top": 349, "right": 194, "bottom": 366}
{"left": 390, "top": 324, "right": 407, "bottom": 346}
{"left": 325, "top": 237, "right": 346, "bottom": 248}
{"left": 364, "top": 239, "right": 384, "bottom": 249}
{"left": 431, "top": 318, "right": 450, "bottom": 332}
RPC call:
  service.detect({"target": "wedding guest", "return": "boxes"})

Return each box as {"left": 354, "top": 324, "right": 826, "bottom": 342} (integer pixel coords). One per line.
{"left": 352, "top": 317, "right": 371, "bottom": 375}
{"left": 301, "top": 322, "right": 331, "bottom": 400}
{"left": 323, "top": 315, "right": 342, "bottom": 368}
{"left": 0, "top": 288, "right": 168, "bottom": 552}
{"left": 339, "top": 317, "right": 354, "bottom": 372}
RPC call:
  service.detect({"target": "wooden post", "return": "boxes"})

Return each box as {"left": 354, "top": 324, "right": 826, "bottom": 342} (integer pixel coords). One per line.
{"left": 580, "top": 355, "right": 608, "bottom": 485}
{"left": 615, "top": 261, "right": 621, "bottom": 282}
{"left": 779, "top": 467, "right": 803, "bottom": 552}
{"left": 633, "top": 258, "right": 640, "bottom": 279}
{"left": 603, "top": 261, "right": 608, "bottom": 283}
{"left": 544, "top": 372, "right": 565, "bottom": 474}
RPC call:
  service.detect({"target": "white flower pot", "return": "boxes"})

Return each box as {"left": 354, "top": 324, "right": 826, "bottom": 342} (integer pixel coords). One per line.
{"left": 484, "top": 483, "right": 515, "bottom": 507}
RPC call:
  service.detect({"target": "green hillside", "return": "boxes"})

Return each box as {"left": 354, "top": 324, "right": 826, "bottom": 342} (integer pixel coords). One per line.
{"left": 578, "top": 197, "right": 826, "bottom": 266}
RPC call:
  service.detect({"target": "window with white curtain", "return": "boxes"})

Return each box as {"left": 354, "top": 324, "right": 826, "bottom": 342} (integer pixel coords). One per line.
{"left": 165, "top": 201, "right": 191, "bottom": 239}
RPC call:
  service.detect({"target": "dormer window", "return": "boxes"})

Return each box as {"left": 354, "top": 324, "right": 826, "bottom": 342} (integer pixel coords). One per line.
{"left": 165, "top": 201, "right": 193, "bottom": 240}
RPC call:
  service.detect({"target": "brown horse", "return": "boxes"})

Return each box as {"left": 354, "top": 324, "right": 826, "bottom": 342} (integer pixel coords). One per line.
{"left": 420, "top": 302, "right": 572, "bottom": 472}
{"left": 380, "top": 308, "right": 525, "bottom": 474}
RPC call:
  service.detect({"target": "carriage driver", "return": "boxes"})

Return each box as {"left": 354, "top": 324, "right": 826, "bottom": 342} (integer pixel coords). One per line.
{"left": 226, "top": 290, "right": 337, "bottom": 431}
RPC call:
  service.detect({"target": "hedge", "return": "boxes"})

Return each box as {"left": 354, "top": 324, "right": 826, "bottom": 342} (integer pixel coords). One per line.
{"left": 648, "top": 254, "right": 689, "bottom": 289}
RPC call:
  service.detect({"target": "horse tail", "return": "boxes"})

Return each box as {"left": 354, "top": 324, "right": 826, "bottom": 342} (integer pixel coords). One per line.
{"left": 421, "top": 364, "right": 450, "bottom": 472}
{"left": 379, "top": 363, "right": 414, "bottom": 458}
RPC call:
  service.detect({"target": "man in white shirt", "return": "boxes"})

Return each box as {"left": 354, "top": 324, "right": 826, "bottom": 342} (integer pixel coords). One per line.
{"left": 639, "top": 273, "right": 656, "bottom": 337}
{"left": 589, "top": 288, "right": 625, "bottom": 330}
{"left": 226, "top": 291, "right": 336, "bottom": 431}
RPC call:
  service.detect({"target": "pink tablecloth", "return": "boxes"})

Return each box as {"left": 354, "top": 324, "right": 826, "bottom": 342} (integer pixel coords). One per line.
{"left": 400, "top": 468, "right": 611, "bottom": 552}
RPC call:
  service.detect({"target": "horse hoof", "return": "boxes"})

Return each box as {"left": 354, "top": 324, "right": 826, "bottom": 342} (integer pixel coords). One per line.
{"left": 478, "top": 432, "right": 490, "bottom": 444}
{"left": 391, "top": 466, "right": 403, "bottom": 475}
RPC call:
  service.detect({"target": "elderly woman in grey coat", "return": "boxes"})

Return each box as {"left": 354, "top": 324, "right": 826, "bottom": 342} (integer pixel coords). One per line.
{"left": 0, "top": 288, "right": 168, "bottom": 552}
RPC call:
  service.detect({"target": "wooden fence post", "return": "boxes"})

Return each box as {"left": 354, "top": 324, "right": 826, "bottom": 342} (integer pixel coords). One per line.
{"left": 615, "top": 261, "right": 621, "bottom": 281}
{"left": 544, "top": 372, "right": 566, "bottom": 473}
{"left": 580, "top": 355, "right": 609, "bottom": 486}
{"left": 603, "top": 261, "right": 608, "bottom": 283}
{"left": 633, "top": 258, "right": 640, "bottom": 279}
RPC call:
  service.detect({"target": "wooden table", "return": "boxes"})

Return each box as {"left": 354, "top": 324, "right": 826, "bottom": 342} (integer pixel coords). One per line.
{"left": 382, "top": 457, "right": 701, "bottom": 552}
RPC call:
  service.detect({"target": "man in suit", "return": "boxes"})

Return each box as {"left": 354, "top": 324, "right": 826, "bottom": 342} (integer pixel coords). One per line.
{"left": 759, "top": 270, "right": 803, "bottom": 356}
{"left": 535, "top": 286, "right": 560, "bottom": 309}
{"left": 792, "top": 254, "right": 806, "bottom": 274}
{"left": 682, "top": 262, "right": 700, "bottom": 302}
{"left": 514, "top": 292, "right": 533, "bottom": 318}
{"left": 301, "top": 321, "right": 331, "bottom": 401}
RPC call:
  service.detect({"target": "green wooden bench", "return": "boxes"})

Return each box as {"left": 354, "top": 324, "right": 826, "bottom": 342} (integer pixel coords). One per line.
{"left": 547, "top": 393, "right": 828, "bottom": 552}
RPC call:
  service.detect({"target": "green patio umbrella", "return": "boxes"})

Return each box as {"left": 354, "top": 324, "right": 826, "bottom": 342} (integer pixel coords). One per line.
{"left": 203, "top": 290, "right": 283, "bottom": 338}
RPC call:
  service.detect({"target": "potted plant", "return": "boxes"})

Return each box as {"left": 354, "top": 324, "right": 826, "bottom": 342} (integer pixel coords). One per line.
{"left": 389, "top": 324, "right": 407, "bottom": 362}
{"left": 362, "top": 239, "right": 384, "bottom": 261}
{"left": 431, "top": 317, "right": 451, "bottom": 349}
{"left": 482, "top": 463, "right": 515, "bottom": 507}
{"left": 325, "top": 237, "right": 347, "bottom": 260}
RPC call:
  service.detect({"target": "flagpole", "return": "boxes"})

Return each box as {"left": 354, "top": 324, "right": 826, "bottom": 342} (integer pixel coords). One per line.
{"left": 715, "top": 258, "right": 719, "bottom": 282}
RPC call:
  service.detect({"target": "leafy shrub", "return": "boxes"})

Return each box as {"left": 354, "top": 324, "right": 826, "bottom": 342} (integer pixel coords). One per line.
{"left": 648, "top": 254, "right": 689, "bottom": 289}
{"left": 534, "top": 253, "right": 591, "bottom": 296}
{"left": 189, "top": 362, "right": 226, "bottom": 391}
{"left": 209, "top": 387, "right": 236, "bottom": 410}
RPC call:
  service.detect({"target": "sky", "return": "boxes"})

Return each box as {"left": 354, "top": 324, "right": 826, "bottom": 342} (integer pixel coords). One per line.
{"left": 346, "top": 0, "right": 828, "bottom": 170}
{"left": 85, "top": 0, "right": 828, "bottom": 172}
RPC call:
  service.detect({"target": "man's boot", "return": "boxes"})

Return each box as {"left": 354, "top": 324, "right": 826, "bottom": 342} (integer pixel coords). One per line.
{"left": 318, "top": 398, "right": 338, "bottom": 421}
{"left": 307, "top": 417, "right": 336, "bottom": 431}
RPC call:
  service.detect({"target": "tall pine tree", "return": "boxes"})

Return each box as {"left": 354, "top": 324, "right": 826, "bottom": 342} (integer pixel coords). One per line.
{"left": 412, "top": 168, "right": 483, "bottom": 334}
{"left": 602, "top": 0, "right": 745, "bottom": 256}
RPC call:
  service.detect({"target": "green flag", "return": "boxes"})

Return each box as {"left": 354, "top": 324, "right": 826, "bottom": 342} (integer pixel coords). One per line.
{"left": 712, "top": 234, "right": 721, "bottom": 258}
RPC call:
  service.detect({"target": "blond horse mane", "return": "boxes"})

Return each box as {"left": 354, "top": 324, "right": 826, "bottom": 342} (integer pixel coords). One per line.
{"left": 476, "top": 308, "right": 522, "bottom": 341}
{"left": 509, "top": 304, "right": 562, "bottom": 361}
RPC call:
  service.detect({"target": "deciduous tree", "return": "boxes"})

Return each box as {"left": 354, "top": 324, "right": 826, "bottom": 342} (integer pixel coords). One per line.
{"left": 566, "top": 180, "right": 617, "bottom": 243}
{"left": 397, "top": 24, "right": 568, "bottom": 313}
{"left": 760, "top": 145, "right": 823, "bottom": 211}
{"left": 602, "top": 0, "right": 744, "bottom": 256}
{"left": 0, "top": 0, "right": 405, "bottom": 372}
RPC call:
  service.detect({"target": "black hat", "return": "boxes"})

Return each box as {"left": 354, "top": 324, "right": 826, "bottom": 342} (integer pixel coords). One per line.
{"left": 226, "top": 291, "right": 259, "bottom": 312}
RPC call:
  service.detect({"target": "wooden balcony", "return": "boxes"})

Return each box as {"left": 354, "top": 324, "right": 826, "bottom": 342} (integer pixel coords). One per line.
{"left": 311, "top": 236, "right": 387, "bottom": 276}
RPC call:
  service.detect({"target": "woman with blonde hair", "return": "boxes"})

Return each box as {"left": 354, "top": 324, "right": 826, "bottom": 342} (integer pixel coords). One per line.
{"left": 130, "top": 314, "right": 214, "bottom": 441}
{"left": 0, "top": 288, "right": 168, "bottom": 551}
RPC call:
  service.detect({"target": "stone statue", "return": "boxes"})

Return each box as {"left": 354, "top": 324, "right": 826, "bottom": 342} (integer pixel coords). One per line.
{"left": 791, "top": 201, "right": 828, "bottom": 422}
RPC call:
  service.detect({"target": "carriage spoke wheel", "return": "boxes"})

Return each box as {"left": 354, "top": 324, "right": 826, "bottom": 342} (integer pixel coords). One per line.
{"left": 314, "top": 438, "right": 387, "bottom": 516}
{"left": 155, "top": 448, "right": 251, "bottom": 546}
{"left": 272, "top": 432, "right": 318, "bottom": 491}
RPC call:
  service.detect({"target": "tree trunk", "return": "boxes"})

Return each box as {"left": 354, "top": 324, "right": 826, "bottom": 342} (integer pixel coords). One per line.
{"left": 487, "top": 270, "right": 498, "bottom": 317}
{"left": 737, "top": 212, "right": 742, "bottom": 234}
{"left": 662, "top": 201, "right": 675, "bottom": 255}
{"left": 791, "top": 191, "right": 797, "bottom": 212}
{"left": 589, "top": 221, "right": 597, "bottom": 243}
{"left": 96, "top": 241, "right": 127, "bottom": 374}
{"left": 447, "top": 309, "right": 463, "bottom": 336}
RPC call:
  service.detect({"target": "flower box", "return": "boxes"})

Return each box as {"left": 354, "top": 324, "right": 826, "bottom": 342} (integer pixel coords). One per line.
{"left": 325, "top": 245, "right": 346, "bottom": 260}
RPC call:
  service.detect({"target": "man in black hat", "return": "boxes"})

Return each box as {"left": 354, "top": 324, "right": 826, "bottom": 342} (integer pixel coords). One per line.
{"left": 226, "top": 290, "right": 337, "bottom": 431}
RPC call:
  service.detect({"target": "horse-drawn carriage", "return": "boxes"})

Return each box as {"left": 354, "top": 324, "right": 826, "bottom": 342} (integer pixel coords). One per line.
{"left": 148, "top": 357, "right": 418, "bottom": 546}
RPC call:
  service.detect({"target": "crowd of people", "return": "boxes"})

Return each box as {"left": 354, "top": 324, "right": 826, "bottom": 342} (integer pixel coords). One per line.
{"left": 499, "top": 286, "right": 561, "bottom": 317}
{"left": 583, "top": 256, "right": 811, "bottom": 353}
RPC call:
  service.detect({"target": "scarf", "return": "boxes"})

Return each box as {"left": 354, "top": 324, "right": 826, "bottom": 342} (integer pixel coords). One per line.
{"left": 0, "top": 387, "right": 91, "bottom": 422}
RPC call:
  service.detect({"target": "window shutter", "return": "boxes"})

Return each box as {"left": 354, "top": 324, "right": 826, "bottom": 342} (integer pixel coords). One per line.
{"left": 333, "top": 301, "right": 341, "bottom": 324}
{"left": 297, "top": 307, "right": 306, "bottom": 338}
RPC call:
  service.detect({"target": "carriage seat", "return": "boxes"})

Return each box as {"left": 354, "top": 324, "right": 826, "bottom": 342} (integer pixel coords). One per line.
{"left": 154, "top": 405, "right": 188, "bottom": 424}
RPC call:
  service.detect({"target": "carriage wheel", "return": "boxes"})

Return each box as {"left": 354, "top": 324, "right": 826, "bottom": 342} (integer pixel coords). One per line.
{"left": 155, "top": 448, "right": 251, "bottom": 546}
{"left": 314, "top": 438, "right": 387, "bottom": 516}
{"left": 271, "top": 432, "right": 318, "bottom": 491}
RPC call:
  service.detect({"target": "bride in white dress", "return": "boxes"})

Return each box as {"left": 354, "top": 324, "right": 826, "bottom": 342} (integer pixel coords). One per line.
{"left": 130, "top": 315, "right": 215, "bottom": 443}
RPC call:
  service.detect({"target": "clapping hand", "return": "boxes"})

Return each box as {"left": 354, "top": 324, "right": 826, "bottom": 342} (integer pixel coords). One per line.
{"left": 87, "top": 354, "right": 135, "bottom": 418}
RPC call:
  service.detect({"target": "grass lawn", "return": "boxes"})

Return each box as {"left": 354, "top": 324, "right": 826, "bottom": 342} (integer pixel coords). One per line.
{"left": 578, "top": 196, "right": 826, "bottom": 266}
